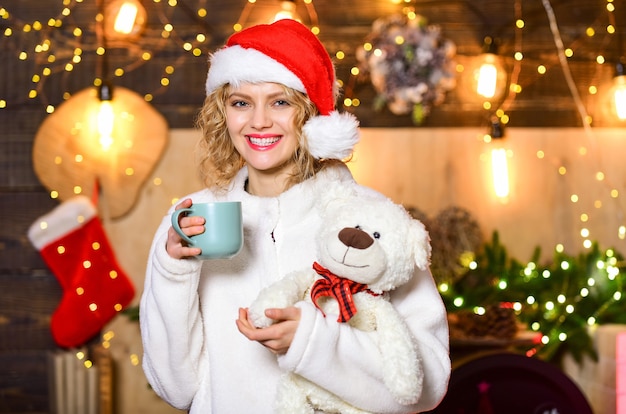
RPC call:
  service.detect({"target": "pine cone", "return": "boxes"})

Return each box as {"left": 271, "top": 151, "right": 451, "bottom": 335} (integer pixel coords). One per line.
{"left": 483, "top": 305, "right": 518, "bottom": 339}
{"left": 449, "top": 305, "right": 518, "bottom": 340}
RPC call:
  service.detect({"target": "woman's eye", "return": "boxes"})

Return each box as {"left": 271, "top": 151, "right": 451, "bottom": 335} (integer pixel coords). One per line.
{"left": 230, "top": 100, "right": 248, "bottom": 107}
{"left": 274, "top": 99, "right": 290, "bottom": 107}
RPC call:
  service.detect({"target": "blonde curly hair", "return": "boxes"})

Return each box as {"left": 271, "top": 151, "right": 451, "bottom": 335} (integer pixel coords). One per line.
{"left": 194, "top": 83, "right": 344, "bottom": 193}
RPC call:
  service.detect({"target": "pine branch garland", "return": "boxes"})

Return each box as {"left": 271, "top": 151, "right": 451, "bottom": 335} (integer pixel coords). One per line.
{"left": 442, "top": 230, "right": 625, "bottom": 365}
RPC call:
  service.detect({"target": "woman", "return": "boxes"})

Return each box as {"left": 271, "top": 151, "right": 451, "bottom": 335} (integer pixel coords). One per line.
{"left": 140, "top": 18, "right": 450, "bottom": 413}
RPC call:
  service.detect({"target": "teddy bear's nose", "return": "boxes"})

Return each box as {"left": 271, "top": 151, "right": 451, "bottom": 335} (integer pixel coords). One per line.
{"left": 338, "top": 227, "right": 374, "bottom": 250}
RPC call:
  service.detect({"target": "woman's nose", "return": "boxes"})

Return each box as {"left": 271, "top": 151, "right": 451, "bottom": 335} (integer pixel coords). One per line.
{"left": 251, "top": 106, "right": 272, "bottom": 129}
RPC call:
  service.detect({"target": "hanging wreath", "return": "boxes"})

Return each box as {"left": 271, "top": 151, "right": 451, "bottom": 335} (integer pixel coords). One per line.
{"left": 357, "top": 14, "right": 457, "bottom": 124}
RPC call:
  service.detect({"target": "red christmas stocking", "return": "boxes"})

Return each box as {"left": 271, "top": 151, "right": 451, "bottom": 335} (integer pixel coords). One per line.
{"left": 28, "top": 195, "right": 135, "bottom": 348}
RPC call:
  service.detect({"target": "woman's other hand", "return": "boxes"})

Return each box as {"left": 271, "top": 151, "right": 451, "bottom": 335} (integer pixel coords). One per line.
{"left": 236, "top": 307, "right": 301, "bottom": 355}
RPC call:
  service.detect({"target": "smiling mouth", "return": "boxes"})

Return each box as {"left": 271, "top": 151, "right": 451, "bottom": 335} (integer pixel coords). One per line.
{"left": 247, "top": 136, "right": 281, "bottom": 147}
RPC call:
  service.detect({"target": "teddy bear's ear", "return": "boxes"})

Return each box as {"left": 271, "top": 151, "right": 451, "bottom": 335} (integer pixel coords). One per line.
{"left": 410, "top": 218, "right": 432, "bottom": 270}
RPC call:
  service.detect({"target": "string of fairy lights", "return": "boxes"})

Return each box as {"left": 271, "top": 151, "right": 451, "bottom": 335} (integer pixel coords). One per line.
{"left": 0, "top": 0, "right": 211, "bottom": 111}
{"left": 1, "top": 0, "right": 625, "bottom": 368}
{"left": 1, "top": 0, "right": 623, "bottom": 121}
{"left": 537, "top": 0, "right": 626, "bottom": 253}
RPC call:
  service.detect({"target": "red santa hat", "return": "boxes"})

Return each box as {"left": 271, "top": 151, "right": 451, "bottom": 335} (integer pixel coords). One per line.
{"left": 206, "top": 19, "right": 359, "bottom": 160}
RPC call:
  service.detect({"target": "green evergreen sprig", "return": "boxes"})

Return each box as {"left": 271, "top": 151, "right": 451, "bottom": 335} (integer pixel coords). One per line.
{"left": 439, "top": 231, "right": 625, "bottom": 364}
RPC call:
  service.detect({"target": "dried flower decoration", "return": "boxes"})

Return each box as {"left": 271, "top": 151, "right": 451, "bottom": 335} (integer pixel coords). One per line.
{"left": 357, "top": 14, "right": 457, "bottom": 124}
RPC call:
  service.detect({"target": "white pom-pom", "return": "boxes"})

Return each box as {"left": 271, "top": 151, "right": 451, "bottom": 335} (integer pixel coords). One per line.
{"left": 303, "top": 111, "right": 360, "bottom": 160}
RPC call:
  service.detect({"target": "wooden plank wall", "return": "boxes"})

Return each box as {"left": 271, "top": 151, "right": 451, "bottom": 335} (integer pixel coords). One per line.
{"left": 1, "top": 115, "right": 60, "bottom": 412}
{"left": 1, "top": 0, "right": 625, "bottom": 412}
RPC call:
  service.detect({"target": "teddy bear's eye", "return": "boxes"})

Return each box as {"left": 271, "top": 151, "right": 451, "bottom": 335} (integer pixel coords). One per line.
{"left": 373, "top": 232, "right": 381, "bottom": 239}
{"left": 355, "top": 225, "right": 362, "bottom": 230}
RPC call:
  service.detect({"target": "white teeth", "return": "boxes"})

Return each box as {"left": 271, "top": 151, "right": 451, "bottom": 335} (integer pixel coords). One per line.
{"left": 249, "top": 136, "right": 280, "bottom": 146}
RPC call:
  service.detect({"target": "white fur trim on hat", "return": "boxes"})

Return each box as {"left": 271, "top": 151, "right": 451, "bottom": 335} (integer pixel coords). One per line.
{"left": 304, "top": 111, "right": 360, "bottom": 160}
{"left": 27, "top": 196, "right": 97, "bottom": 250}
{"left": 206, "top": 45, "right": 305, "bottom": 96}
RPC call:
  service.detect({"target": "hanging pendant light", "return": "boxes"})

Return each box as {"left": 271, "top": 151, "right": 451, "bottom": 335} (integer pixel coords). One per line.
{"left": 473, "top": 37, "right": 508, "bottom": 103}
{"left": 273, "top": 0, "right": 301, "bottom": 22}
{"left": 97, "top": 82, "right": 115, "bottom": 152}
{"left": 477, "top": 54, "right": 501, "bottom": 99}
{"left": 491, "top": 147, "right": 510, "bottom": 199}
{"left": 610, "top": 60, "right": 626, "bottom": 120}
{"left": 104, "top": 0, "right": 147, "bottom": 40}
{"left": 487, "top": 117, "right": 510, "bottom": 200}
{"left": 234, "top": 0, "right": 319, "bottom": 32}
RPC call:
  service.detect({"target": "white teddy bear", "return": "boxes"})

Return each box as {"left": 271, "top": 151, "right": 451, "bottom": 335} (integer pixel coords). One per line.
{"left": 248, "top": 192, "right": 432, "bottom": 414}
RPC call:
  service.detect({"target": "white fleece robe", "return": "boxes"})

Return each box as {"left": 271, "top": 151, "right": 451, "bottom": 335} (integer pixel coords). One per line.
{"left": 140, "top": 164, "right": 450, "bottom": 414}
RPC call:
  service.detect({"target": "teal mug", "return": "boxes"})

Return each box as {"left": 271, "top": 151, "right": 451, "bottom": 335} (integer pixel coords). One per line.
{"left": 171, "top": 201, "right": 243, "bottom": 259}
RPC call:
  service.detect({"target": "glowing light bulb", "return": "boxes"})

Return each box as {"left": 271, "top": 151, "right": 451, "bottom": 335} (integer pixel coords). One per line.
{"left": 97, "top": 83, "right": 115, "bottom": 151}
{"left": 114, "top": 2, "right": 139, "bottom": 34}
{"left": 467, "top": 37, "right": 508, "bottom": 104}
{"left": 487, "top": 118, "right": 509, "bottom": 199}
{"left": 97, "top": 100, "right": 114, "bottom": 151}
{"left": 491, "top": 147, "right": 510, "bottom": 198}
{"left": 612, "top": 75, "right": 626, "bottom": 120}
{"left": 274, "top": 0, "right": 300, "bottom": 22}
{"left": 104, "top": 0, "right": 147, "bottom": 39}
{"left": 477, "top": 57, "right": 499, "bottom": 98}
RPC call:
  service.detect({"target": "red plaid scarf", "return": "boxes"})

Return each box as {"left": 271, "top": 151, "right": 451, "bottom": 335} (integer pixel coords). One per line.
{"left": 310, "top": 262, "right": 377, "bottom": 323}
